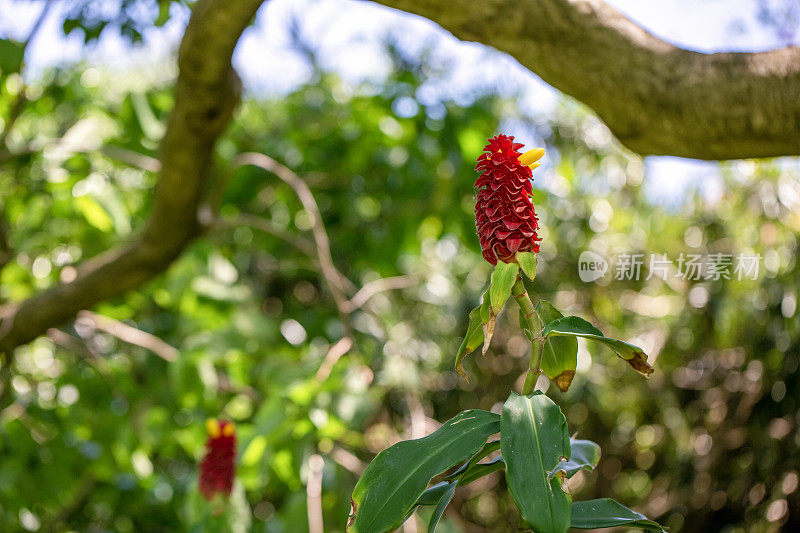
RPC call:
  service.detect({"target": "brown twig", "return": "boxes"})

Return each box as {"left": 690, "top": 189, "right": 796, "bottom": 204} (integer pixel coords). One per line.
{"left": 306, "top": 454, "right": 325, "bottom": 533}
{"left": 329, "top": 446, "right": 365, "bottom": 475}
{"left": 315, "top": 336, "right": 354, "bottom": 381}
{"left": 342, "top": 275, "right": 415, "bottom": 313}
{"left": 233, "top": 152, "right": 354, "bottom": 326}
{"left": 75, "top": 311, "right": 179, "bottom": 362}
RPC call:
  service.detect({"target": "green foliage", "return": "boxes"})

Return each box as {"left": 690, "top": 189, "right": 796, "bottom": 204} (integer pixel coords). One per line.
{"left": 500, "top": 392, "right": 571, "bottom": 533}
{"left": 0, "top": 38, "right": 25, "bottom": 75}
{"left": 349, "top": 410, "right": 499, "bottom": 532}
{"left": 571, "top": 499, "right": 666, "bottom": 531}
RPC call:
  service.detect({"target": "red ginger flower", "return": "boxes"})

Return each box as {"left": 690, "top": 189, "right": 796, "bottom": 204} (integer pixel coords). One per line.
{"left": 199, "top": 419, "right": 236, "bottom": 501}
{"left": 474, "top": 134, "right": 544, "bottom": 265}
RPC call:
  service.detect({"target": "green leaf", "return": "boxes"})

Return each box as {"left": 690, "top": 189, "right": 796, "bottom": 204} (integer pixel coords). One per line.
{"left": 415, "top": 482, "right": 453, "bottom": 507}
{"left": 350, "top": 410, "right": 500, "bottom": 533}
{"left": 552, "top": 439, "right": 601, "bottom": 479}
{"left": 479, "top": 289, "right": 491, "bottom": 323}
{"left": 427, "top": 481, "right": 457, "bottom": 533}
{"left": 541, "top": 316, "right": 654, "bottom": 377}
{"left": 535, "top": 301, "right": 578, "bottom": 392}
{"left": 0, "top": 38, "right": 25, "bottom": 74}
{"left": 489, "top": 261, "right": 519, "bottom": 315}
{"left": 459, "top": 455, "right": 504, "bottom": 485}
{"left": 455, "top": 306, "right": 484, "bottom": 381}
{"left": 570, "top": 499, "right": 666, "bottom": 531}
{"left": 444, "top": 440, "right": 500, "bottom": 481}
{"left": 501, "top": 392, "right": 571, "bottom": 533}
{"left": 476, "top": 288, "right": 496, "bottom": 355}
{"left": 75, "top": 195, "right": 114, "bottom": 233}
{"left": 517, "top": 251, "right": 538, "bottom": 281}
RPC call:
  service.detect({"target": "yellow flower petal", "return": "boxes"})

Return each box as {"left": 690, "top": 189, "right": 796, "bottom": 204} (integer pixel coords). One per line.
{"left": 518, "top": 148, "right": 545, "bottom": 167}
{"left": 206, "top": 418, "right": 221, "bottom": 438}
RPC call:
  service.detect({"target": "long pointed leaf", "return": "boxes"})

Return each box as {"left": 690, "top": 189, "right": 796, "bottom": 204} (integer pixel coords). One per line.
{"left": 350, "top": 410, "right": 500, "bottom": 533}
{"left": 501, "top": 392, "right": 571, "bottom": 533}
{"left": 427, "top": 481, "right": 457, "bottom": 533}
{"left": 571, "top": 498, "right": 666, "bottom": 531}
{"left": 541, "top": 316, "right": 654, "bottom": 377}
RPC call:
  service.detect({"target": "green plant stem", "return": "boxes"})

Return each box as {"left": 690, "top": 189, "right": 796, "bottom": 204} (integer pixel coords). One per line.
{"left": 512, "top": 277, "right": 544, "bottom": 395}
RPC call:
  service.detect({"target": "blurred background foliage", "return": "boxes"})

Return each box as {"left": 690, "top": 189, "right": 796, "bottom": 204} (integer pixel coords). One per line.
{"left": 1, "top": 2, "right": 799, "bottom": 532}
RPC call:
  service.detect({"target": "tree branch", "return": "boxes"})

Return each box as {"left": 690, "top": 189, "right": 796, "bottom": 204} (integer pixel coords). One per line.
{"left": 76, "top": 311, "right": 179, "bottom": 362}
{"left": 232, "top": 152, "right": 355, "bottom": 325}
{"left": 0, "top": 0, "right": 265, "bottom": 356}
{"left": 375, "top": 0, "right": 800, "bottom": 159}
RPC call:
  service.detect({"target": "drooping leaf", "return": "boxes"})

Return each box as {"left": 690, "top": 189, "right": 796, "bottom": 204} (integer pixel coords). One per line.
{"left": 489, "top": 261, "right": 519, "bottom": 315}
{"left": 570, "top": 498, "right": 666, "bottom": 531}
{"left": 517, "top": 251, "right": 538, "bottom": 281}
{"left": 501, "top": 392, "right": 571, "bottom": 533}
{"left": 535, "top": 301, "right": 578, "bottom": 392}
{"left": 552, "top": 438, "right": 601, "bottom": 478}
{"left": 478, "top": 289, "right": 496, "bottom": 355}
{"left": 455, "top": 306, "right": 484, "bottom": 381}
{"left": 541, "top": 316, "right": 654, "bottom": 377}
{"left": 350, "top": 410, "right": 500, "bottom": 533}
{"left": 427, "top": 480, "right": 457, "bottom": 533}
{"left": 481, "top": 312, "right": 496, "bottom": 355}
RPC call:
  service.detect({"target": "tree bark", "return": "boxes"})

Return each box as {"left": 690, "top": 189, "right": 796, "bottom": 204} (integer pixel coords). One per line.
{"left": 376, "top": 0, "right": 800, "bottom": 159}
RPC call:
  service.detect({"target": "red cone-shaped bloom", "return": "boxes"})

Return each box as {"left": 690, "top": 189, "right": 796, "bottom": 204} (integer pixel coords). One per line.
{"left": 474, "top": 135, "right": 542, "bottom": 264}
{"left": 199, "top": 419, "right": 236, "bottom": 500}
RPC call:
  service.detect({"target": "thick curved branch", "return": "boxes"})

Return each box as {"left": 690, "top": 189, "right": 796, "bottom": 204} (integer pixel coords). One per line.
{"left": 376, "top": 0, "right": 800, "bottom": 159}
{"left": 0, "top": 0, "right": 265, "bottom": 355}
